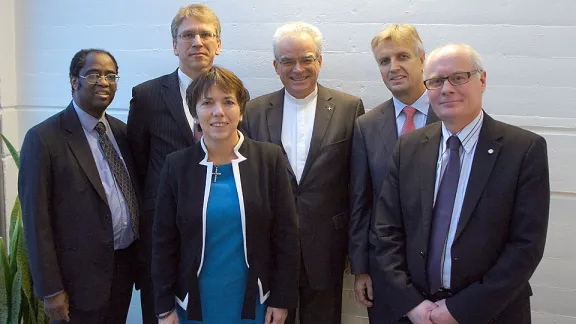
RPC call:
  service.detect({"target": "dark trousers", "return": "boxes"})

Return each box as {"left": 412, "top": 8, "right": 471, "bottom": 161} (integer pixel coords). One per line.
{"left": 53, "top": 244, "right": 136, "bottom": 324}
{"left": 285, "top": 262, "right": 344, "bottom": 324}
{"left": 140, "top": 263, "right": 157, "bottom": 324}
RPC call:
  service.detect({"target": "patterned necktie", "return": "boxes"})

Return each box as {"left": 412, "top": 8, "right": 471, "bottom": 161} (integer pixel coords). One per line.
{"left": 427, "top": 135, "right": 461, "bottom": 293}
{"left": 401, "top": 106, "right": 417, "bottom": 135}
{"left": 94, "top": 122, "right": 139, "bottom": 238}
{"left": 193, "top": 122, "right": 203, "bottom": 143}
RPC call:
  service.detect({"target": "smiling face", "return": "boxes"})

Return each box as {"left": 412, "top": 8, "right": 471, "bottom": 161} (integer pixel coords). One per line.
{"left": 425, "top": 46, "right": 486, "bottom": 133}
{"left": 173, "top": 16, "right": 221, "bottom": 78}
{"left": 273, "top": 32, "right": 322, "bottom": 99}
{"left": 70, "top": 52, "right": 117, "bottom": 118}
{"left": 373, "top": 39, "right": 426, "bottom": 104}
{"left": 195, "top": 85, "right": 241, "bottom": 146}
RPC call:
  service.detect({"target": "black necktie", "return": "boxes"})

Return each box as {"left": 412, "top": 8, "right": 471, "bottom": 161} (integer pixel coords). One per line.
{"left": 427, "top": 135, "right": 461, "bottom": 293}
{"left": 94, "top": 122, "right": 139, "bottom": 238}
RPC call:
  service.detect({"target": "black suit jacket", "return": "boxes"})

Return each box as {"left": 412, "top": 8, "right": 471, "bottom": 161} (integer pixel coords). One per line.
{"left": 348, "top": 98, "right": 438, "bottom": 275}
{"left": 152, "top": 137, "right": 299, "bottom": 320}
{"left": 371, "top": 113, "right": 550, "bottom": 323}
{"left": 127, "top": 69, "right": 195, "bottom": 261}
{"left": 242, "top": 84, "right": 365, "bottom": 289}
{"left": 19, "top": 103, "right": 141, "bottom": 311}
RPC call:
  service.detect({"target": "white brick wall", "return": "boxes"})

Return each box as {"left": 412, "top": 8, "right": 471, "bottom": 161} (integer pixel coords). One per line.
{"left": 3, "top": 0, "right": 575, "bottom": 323}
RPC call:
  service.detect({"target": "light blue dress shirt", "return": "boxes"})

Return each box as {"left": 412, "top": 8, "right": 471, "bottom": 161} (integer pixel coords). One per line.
{"left": 393, "top": 91, "right": 430, "bottom": 137}
{"left": 73, "top": 101, "right": 135, "bottom": 250}
{"left": 433, "top": 110, "right": 484, "bottom": 288}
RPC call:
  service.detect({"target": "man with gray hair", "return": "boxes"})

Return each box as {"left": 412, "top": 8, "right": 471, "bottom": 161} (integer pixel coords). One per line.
{"left": 242, "top": 21, "right": 365, "bottom": 324}
{"left": 126, "top": 4, "right": 222, "bottom": 323}
{"left": 371, "top": 43, "right": 549, "bottom": 323}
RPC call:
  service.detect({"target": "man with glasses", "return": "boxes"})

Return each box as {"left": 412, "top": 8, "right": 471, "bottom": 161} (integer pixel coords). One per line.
{"left": 19, "top": 49, "right": 140, "bottom": 324}
{"left": 242, "top": 21, "right": 364, "bottom": 324}
{"left": 126, "top": 4, "right": 221, "bottom": 323}
{"left": 348, "top": 24, "right": 438, "bottom": 323}
{"left": 371, "top": 43, "right": 549, "bottom": 324}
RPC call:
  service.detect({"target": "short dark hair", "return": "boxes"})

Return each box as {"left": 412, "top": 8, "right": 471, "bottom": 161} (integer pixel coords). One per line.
{"left": 186, "top": 66, "right": 250, "bottom": 119}
{"left": 69, "top": 49, "right": 118, "bottom": 93}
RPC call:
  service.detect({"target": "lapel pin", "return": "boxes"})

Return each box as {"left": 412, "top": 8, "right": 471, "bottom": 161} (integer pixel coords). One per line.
{"left": 488, "top": 149, "right": 494, "bottom": 154}
{"left": 327, "top": 104, "right": 333, "bottom": 111}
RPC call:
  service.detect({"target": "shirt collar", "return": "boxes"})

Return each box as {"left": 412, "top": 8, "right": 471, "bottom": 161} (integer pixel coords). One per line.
{"left": 393, "top": 91, "right": 430, "bottom": 118}
{"left": 72, "top": 100, "right": 107, "bottom": 133}
{"left": 441, "top": 110, "right": 484, "bottom": 154}
{"left": 199, "top": 130, "right": 247, "bottom": 165}
{"left": 284, "top": 85, "right": 318, "bottom": 106}
{"left": 178, "top": 68, "right": 193, "bottom": 91}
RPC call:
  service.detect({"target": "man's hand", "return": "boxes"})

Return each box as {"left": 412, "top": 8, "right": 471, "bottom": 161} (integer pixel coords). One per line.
{"left": 43, "top": 291, "right": 70, "bottom": 322}
{"left": 353, "top": 273, "right": 374, "bottom": 307}
{"left": 158, "top": 311, "right": 179, "bottom": 324}
{"left": 430, "top": 299, "right": 458, "bottom": 324}
{"left": 265, "top": 307, "right": 288, "bottom": 324}
{"left": 407, "top": 300, "right": 438, "bottom": 324}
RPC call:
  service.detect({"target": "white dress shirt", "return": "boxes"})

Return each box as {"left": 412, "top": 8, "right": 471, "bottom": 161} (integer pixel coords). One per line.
{"left": 178, "top": 68, "right": 197, "bottom": 135}
{"left": 433, "top": 110, "right": 484, "bottom": 288}
{"left": 281, "top": 87, "right": 318, "bottom": 183}
{"left": 393, "top": 91, "right": 430, "bottom": 137}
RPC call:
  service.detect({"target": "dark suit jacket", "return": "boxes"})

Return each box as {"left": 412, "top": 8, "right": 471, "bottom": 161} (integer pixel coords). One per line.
{"left": 152, "top": 137, "right": 299, "bottom": 320}
{"left": 242, "top": 84, "right": 365, "bottom": 290}
{"left": 19, "top": 103, "right": 141, "bottom": 311}
{"left": 349, "top": 98, "right": 438, "bottom": 275}
{"left": 371, "top": 113, "right": 550, "bottom": 323}
{"left": 127, "top": 69, "right": 195, "bottom": 262}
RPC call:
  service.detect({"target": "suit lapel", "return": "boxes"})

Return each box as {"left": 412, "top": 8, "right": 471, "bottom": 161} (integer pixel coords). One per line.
{"left": 454, "top": 114, "right": 502, "bottom": 240}
{"left": 426, "top": 105, "right": 440, "bottom": 124}
{"left": 62, "top": 103, "right": 108, "bottom": 204}
{"left": 419, "top": 124, "right": 442, "bottom": 251}
{"left": 265, "top": 90, "right": 297, "bottom": 184}
{"left": 379, "top": 99, "right": 398, "bottom": 157}
{"left": 299, "top": 85, "right": 334, "bottom": 184}
{"left": 162, "top": 69, "right": 195, "bottom": 146}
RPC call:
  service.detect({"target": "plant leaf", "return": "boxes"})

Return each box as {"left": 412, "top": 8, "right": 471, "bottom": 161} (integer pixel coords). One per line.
{"left": 0, "top": 133, "right": 20, "bottom": 170}
{"left": 0, "top": 238, "right": 10, "bottom": 324}
{"left": 8, "top": 197, "right": 21, "bottom": 245}
{"left": 10, "top": 270, "right": 22, "bottom": 324}
{"left": 16, "top": 219, "right": 33, "bottom": 302}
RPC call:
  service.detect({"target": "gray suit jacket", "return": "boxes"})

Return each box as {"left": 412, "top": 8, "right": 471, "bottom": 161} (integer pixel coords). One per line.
{"left": 242, "top": 84, "right": 365, "bottom": 289}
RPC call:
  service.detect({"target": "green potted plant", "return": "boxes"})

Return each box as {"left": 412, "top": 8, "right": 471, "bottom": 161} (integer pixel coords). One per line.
{"left": 0, "top": 133, "right": 48, "bottom": 324}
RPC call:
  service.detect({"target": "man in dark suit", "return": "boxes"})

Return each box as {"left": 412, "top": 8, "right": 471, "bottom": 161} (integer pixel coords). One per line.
{"left": 126, "top": 4, "right": 221, "bottom": 322}
{"left": 19, "top": 49, "right": 140, "bottom": 324}
{"left": 372, "top": 43, "right": 549, "bottom": 324}
{"left": 242, "top": 22, "right": 364, "bottom": 324}
{"left": 348, "top": 24, "right": 438, "bottom": 322}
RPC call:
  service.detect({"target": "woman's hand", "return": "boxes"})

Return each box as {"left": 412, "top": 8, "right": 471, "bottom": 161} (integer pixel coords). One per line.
{"left": 265, "top": 307, "right": 288, "bottom": 324}
{"left": 158, "top": 311, "right": 179, "bottom": 324}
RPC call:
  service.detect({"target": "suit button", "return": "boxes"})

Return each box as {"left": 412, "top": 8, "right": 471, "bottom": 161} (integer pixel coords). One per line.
{"left": 105, "top": 214, "right": 111, "bottom": 221}
{"left": 420, "top": 251, "right": 426, "bottom": 258}
{"left": 107, "top": 245, "right": 113, "bottom": 252}
{"left": 454, "top": 256, "right": 460, "bottom": 261}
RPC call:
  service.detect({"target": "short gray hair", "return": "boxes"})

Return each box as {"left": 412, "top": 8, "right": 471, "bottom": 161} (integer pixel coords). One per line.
{"left": 272, "top": 22, "right": 323, "bottom": 60}
{"left": 425, "top": 43, "right": 484, "bottom": 78}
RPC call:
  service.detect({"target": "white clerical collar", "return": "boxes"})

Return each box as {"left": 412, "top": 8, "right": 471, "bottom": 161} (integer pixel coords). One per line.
{"left": 178, "top": 68, "right": 193, "bottom": 92}
{"left": 284, "top": 85, "right": 318, "bottom": 106}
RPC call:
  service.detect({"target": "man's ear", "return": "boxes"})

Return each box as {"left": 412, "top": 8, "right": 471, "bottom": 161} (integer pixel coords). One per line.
{"left": 70, "top": 76, "right": 78, "bottom": 91}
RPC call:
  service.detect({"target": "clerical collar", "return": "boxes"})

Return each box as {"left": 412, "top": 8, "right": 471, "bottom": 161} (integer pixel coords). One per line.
{"left": 177, "top": 68, "right": 193, "bottom": 92}
{"left": 284, "top": 85, "right": 318, "bottom": 105}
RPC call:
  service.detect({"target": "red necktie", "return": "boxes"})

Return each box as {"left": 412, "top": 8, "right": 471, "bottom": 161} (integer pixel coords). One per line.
{"left": 193, "top": 123, "right": 203, "bottom": 143}
{"left": 401, "top": 106, "right": 417, "bottom": 135}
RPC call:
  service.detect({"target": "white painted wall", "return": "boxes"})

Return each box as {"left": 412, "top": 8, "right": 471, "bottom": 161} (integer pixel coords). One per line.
{"left": 3, "top": 0, "right": 575, "bottom": 323}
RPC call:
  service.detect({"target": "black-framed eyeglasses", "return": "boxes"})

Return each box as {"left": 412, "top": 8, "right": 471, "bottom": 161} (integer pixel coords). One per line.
{"left": 276, "top": 55, "right": 319, "bottom": 69}
{"left": 178, "top": 31, "right": 218, "bottom": 42}
{"left": 424, "top": 70, "right": 482, "bottom": 90}
{"left": 79, "top": 73, "right": 120, "bottom": 85}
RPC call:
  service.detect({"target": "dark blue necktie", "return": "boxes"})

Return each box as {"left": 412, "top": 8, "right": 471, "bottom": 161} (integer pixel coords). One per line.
{"left": 427, "top": 135, "right": 461, "bottom": 293}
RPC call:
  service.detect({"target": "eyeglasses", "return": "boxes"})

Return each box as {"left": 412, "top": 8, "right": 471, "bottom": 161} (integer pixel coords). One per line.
{"left": 423, "top": 70, "right": 482, "bottom": 90}
{"left": 276, "top": 56, "right": 319, "bottom": 69}
{"left": 178, "top": 31, "right": 218, "bottom": 42}
{"left": 79, "top": 73, "right": 120, "bottom": 85}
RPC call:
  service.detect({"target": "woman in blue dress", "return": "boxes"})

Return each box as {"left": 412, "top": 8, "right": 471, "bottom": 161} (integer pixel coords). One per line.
{"left": 152, "top": 67, "right": 299, "bottom": 324}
